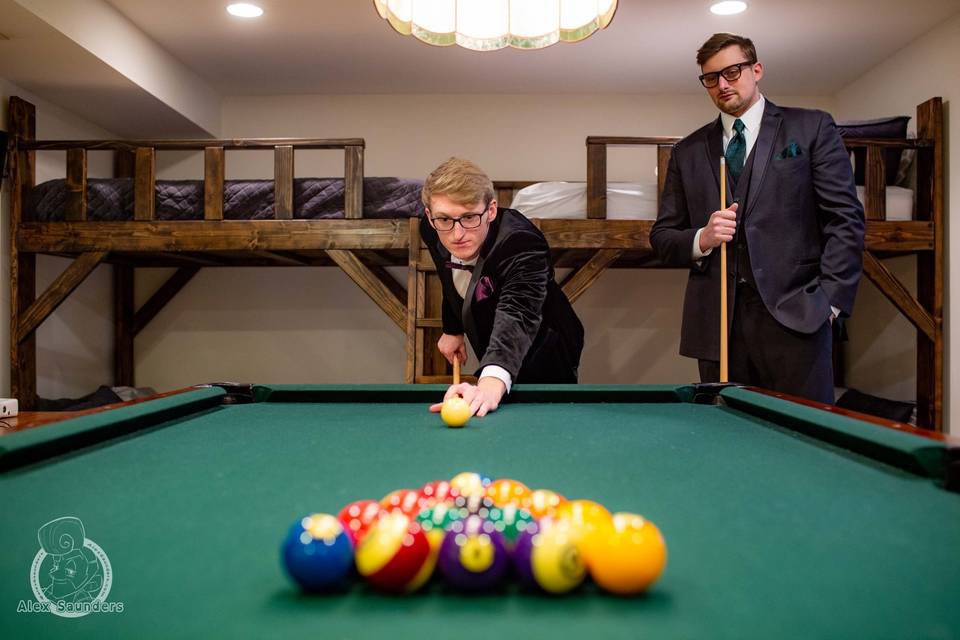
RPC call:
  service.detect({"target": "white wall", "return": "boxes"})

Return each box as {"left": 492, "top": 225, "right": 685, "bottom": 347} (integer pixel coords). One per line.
{"left": 0, "top": 78, "right": 115, "bottom": 399}
{"left": 7, "top": 70, "right": 948, "bottom": 432}
{"left": 835, "top": 12, "right": 959, "bottom": 432}
{"left": 134, "top": 92, "right": 836, "bottom": 391}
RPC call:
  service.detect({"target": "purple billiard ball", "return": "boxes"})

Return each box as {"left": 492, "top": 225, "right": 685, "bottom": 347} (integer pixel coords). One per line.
{"left": 437, "top": 515, "right": 509, "bottom": 591}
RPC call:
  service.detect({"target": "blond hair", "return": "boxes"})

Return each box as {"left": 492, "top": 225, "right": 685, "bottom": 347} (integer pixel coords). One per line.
{"left": 421, "top": 157, "right": 495, "bottom": 208}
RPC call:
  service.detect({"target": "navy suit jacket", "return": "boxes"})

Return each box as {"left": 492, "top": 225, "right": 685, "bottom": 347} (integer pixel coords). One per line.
{"left": 650, "top": 100, "right": 865, "bottom": 361}
{"left": 421, "top": 208, "right": 584, "bottom": 382}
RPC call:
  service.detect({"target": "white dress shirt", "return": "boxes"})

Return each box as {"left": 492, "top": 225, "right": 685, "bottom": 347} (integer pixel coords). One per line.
{"left": 692, "top": 95, "right": 766, "bottom": 260}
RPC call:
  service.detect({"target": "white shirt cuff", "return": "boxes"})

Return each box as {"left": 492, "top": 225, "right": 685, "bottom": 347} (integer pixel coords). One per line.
{"left": 831, "top": 306, "right": 840, "bottom": 319}
{"left": 692, "top": 228, "right": 713, "bottom": 260}
{"left": 479, "top": 365, "right": 512, "bottom": 394}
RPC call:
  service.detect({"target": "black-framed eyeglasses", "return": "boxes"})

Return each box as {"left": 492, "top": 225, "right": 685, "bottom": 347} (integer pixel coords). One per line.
{"left": 699, "top": 61, "right": 756, "bottom": 88}
{"left": 429, "top": 204, "right": 489, "bottom": 232}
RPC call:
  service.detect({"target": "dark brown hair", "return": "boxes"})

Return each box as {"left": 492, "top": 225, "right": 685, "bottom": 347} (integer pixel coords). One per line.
{"left": 696, "top": 33, "right": 757, "bottom": 67}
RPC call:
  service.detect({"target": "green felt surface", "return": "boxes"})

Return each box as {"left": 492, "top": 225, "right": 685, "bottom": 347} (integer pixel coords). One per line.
{"left": 1, "top": 386, "right": 958, "bottom": 639}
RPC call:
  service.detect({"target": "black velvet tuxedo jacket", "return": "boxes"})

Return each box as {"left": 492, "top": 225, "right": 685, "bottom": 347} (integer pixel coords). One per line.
{"left": 650, "top": 100, "right": 865, "bottom": 361}
{"left": 421, "top": 208, "right": 584, "bottom": 383}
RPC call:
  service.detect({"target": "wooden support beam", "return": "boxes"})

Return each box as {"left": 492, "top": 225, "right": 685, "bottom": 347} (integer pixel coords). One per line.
{"left": 134, "top": 147, "right": 155, "bottom": 220}
{"left": 915, "top": 96, "right": 944, "bottom": 431}
{"left": 561, "top": 249, "right": 622, "bottom": 304}
{"left": 862, "top": 252, "right": 935, "bottom": 340}
{"left": 17, "top": 251, "right": 108, "bottom": 343}
{"left": 327, "top": 249, "right": 406, "bottom": 331}
{"left": 405, "top": 218, "right": 420, "bottom": 383}
{"left": 114, "top": 149, "right": 135, "bottom": 178}
{"left": 864, "top": 146, "right": 886, "bottom": 220}
{"left": 344, "top": 144, "right": 364, "bottom": 219}
{"left": 18, "top": 220, "right": 409, "bottom": 252}
{"left": 274, "top": 145, "right": 293, "bottom": 219}
{"left": 65, "top": 148, "right": 87, "bottom": 221}
{"left": 204, "top": 146, "right": 225, "bottom": 220}
{"left": 114, "top": 265, "right": 135, "bottom": 386}
{"left": 586, "top": 142, "right": 607, "bottom": 219}
{"left": 9, "top": 96, "right": 38, "bottom": 408}
{"left": 133, "top": 267, "right": 200, "bottom": 336}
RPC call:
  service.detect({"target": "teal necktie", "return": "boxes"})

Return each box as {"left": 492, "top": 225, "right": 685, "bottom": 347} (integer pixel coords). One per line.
{"left": 725, "top": 118, "right": 746, "bottom": 182}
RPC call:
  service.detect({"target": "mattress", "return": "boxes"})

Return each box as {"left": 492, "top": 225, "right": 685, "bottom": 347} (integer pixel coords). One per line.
{"left": 29, "top": 177, "right": 425, "bottom": 221}
{"left": 511, "top": 181, "right": 914, "bottom": 221}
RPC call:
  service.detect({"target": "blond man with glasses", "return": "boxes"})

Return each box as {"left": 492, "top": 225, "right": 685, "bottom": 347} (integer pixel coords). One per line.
{"left": 421, "top": 158, "right": 584, "bottom": 419}
{"left": 650, "top": 33, "right": 864, "bottom": 404}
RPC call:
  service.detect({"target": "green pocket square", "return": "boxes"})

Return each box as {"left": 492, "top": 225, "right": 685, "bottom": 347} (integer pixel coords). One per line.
{"left": 778, "top": 141, "right": 803, "bottom": 159}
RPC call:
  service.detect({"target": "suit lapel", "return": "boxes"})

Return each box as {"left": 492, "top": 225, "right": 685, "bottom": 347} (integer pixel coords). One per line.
{"left": 461, "top": 211, "right": 504, "bottom": 349}
{"left": 742, "top": 102, "right": 782, "bottom": 220}
{"left": 703, "top": 118, "right": 724, "bottom": 193}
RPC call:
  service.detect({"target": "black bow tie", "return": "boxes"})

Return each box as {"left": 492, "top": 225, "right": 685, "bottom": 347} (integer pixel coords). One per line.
{"left": 444, "top": 261, "right": 474, "bottom": 272}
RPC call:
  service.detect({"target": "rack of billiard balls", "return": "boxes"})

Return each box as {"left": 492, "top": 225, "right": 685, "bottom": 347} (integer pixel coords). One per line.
{"left": 281, "top": 472, "right": 667, "bottom": 596}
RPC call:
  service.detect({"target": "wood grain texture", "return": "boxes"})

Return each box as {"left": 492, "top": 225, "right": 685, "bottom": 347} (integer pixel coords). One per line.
{"left": 344, "top": 145, "right": 364, "bottom": 219}
{"left": 586, "top": 142, "right": 607, "bottom": 219}
{"left": 862, "top": 252, "right": 934, "bottom": 340}
{"left": 326, "top": 249, "right": 406, "bottom": 331}
{"left": 274, "top": 145, "right": 294, "bottom": 219}
{"left": 204, "top": 146, "right": 225, "bottom": 221}
{"left": 133, "top": 267, "right": 199, "bottom": 336}
{"left": 17, "top": 252, "right": 107, "bottom": 343}
{"left": 134, "top": 147, "right": 155, "bottom": 220}
{"left": 864, "top": 146, "right": 886, "bottom": 221}
{"left": 560, "top": 249, "right": 622, "bottom": 304}
{"left": 114, "top": 265, "right": 135, "bottom": 386}
{"left": 65, "top": 148, "right": 87, "bottom": 221}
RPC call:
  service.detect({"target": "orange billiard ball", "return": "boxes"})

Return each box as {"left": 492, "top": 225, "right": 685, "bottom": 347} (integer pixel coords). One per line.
{"left": 588, "top": 512, "right": 667, "bottom": 596}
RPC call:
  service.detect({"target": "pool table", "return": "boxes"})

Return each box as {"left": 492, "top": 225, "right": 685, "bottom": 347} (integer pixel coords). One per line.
{"left": 1, "top": 384, "right": 958, "bottom": 639}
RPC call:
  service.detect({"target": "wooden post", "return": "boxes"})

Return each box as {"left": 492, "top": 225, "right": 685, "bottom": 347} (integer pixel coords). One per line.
{"left": 274, "top": 145, "right": 293, "bottom": 219}
{"left": 915, "top": 97, "right": 943, "bottom": 431}
{"left": 114, "top": 266, "right": 135, "bottom": 386}
{"left": 586, "top": 141, "right": 607, "bottom": 219}
{"left": 65, "top": 148, "right": 87, "bottom": 221}
{"left": 9, "top": 97, "right": 37, "bottom": 408}
{"left": 204, "top": 146, "right": 225, "bottom": 221}
{"left": 405, "top": 218, "right": 420, "bottom": 383}
{"left": 864, "top": 146, "right": 886, "bottom": 220}
{"left": 134, "top": 147, "right": 156, "bottom": 220}
{"left": 344, "top": 144, "right": 364, "bottom": 219}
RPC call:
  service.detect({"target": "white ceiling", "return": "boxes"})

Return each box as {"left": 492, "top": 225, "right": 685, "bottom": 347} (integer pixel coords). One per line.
{"left": 105, "top": 0, "right": 960, "bottom": 95}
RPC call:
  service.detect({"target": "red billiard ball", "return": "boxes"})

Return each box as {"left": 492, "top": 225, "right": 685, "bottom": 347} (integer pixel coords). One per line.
{"left": 337, "top": 499, "right": 386, "bottom": 546}
{"left": 380, "top": 488, "right": 428, "bottom": 516}
{"left": 355, "top": 512, "right": 435, "bottom": 593}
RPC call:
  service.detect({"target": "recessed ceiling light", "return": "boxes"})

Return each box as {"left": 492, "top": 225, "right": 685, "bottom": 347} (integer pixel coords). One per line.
{"left": 710, "top": 1, "right": 748, "bottom": 15}
{"left": 227, "top": 3, "right": 263, "bottom": 18}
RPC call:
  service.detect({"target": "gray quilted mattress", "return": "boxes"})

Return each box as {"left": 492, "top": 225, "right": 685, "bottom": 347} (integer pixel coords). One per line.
{"left": 28, "top": 177, "right": 425, "bottom": 221}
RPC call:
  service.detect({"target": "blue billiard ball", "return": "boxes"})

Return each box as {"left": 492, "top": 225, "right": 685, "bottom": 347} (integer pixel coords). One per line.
{"left": 281, "top": 513, "right": 354, "bottom": 591}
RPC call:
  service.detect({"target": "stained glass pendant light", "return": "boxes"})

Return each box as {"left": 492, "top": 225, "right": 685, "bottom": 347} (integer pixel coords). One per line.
{"left": 373, "top": 0, "right": 618, "bottom": 51}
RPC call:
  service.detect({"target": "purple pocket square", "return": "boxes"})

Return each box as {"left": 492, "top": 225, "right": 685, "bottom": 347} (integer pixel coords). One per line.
{"left": 474, "top": 276, "right": 495, "bottom": 302}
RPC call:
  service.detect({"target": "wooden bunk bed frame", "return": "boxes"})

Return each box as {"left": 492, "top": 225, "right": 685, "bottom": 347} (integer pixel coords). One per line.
{"left": 6, "top": 96, "right": 945, "bottom": 430}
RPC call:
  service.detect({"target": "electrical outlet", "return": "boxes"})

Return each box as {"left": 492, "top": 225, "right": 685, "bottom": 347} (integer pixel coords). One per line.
{"left": 0, "top": 399, "right": 19, "bottom": 417}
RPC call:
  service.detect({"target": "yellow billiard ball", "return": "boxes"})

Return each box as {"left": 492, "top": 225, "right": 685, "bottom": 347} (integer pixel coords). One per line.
{"left": 440, "top": 397, "right": 472, "bottom": 428}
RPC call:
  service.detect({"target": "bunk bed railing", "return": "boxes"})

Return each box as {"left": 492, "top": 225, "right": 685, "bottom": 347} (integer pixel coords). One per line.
{"left": 584, "top": 135, "right": 935, "bottom": 223}
{"left": 18, "top": 138, "right": 367, "bottom": 220}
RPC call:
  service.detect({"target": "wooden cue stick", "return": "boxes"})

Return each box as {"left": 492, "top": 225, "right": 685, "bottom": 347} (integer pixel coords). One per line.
{"left": 453, "top": 356, "right": 460, "bottom": 386}
{"left": 720, "top": 157, "right": 729, "bottom": 383}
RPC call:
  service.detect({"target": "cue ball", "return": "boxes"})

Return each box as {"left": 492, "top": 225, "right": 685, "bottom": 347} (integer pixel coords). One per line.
{"left": 441, "top": 397, "right": 472, "bottom": 428}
